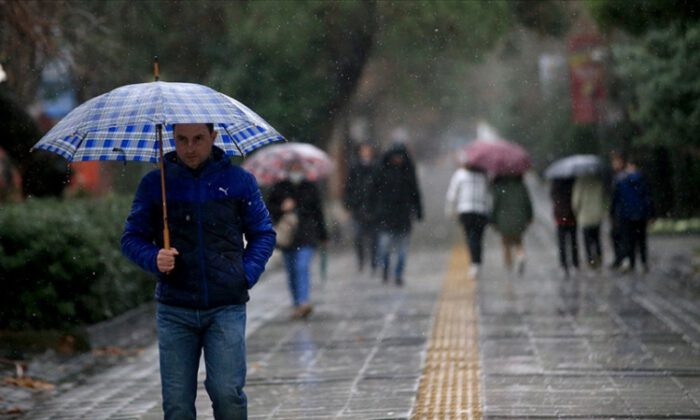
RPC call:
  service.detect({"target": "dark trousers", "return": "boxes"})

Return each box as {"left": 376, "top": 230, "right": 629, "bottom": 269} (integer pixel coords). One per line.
{"left": 352, "top": 219, "right": 378, "bottom": 271}
{"left": 557, "top": 225, "right": 579, "bottom": 271}
{"left": 622, "top": 219, "right": 648, "bottom": 269}
{"left": 611, "top": 222, "right": 624, "bottom": 266}
{"left": 582, "top": 225, "right": 602, "bottom": 267}
{"left": 459, "top": 213, "right": 488, "bottom": 265}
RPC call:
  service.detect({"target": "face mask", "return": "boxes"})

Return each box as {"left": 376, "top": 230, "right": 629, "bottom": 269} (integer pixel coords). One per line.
{"left": 289, "top": 171, "right": 304, "bottom": 184}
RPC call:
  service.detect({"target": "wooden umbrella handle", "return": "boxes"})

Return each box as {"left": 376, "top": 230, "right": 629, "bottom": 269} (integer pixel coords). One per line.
{"left": 154, "top": 56, "right": 160, "bottom": 81}
{"left": 157, "top": 124, "right": 170, "bottom": 249}
{"left": 154, "top": 57, "right": 169, "bottom": 249}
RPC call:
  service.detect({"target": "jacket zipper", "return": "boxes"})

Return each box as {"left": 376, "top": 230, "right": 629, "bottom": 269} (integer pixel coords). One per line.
{"left": 195, "top": 176, "right": 209, "bottom": 307}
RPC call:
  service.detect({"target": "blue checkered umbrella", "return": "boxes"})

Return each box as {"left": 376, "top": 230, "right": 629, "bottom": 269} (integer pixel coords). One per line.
{"left": 32, "top": 80, "right": 284, "bottom": 249}
{"left": 32, "top": 81, "right": 285, "bottom": 162}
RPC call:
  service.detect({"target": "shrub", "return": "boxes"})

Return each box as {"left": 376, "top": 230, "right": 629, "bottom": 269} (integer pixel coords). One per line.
{"left": 0, "top": 195, "right": 153, "bottom": 330}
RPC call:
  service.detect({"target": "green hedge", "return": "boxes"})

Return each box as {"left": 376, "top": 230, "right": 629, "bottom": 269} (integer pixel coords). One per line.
{"left": 0, "top": 195, "right": 153, "bottom": 330}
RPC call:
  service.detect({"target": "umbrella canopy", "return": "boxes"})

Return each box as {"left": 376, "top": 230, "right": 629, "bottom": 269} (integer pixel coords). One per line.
{"left": 242, "top": 142, "right": 333, "bottom": 186}
{"left": 545, "top": 154, "right": 603, "bottom": 179}
{"left": 32, "top": 81, "right": 284, "bottom": 162}
{"left": 31, "top": 80, "right": 284, "bottom": 249}
{"left": 463, "top": 139, "right": 531, "bottom": 177}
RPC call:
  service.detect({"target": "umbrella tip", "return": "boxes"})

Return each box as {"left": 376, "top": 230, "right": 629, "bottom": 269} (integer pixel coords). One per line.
{"left": 153, "top": 56, "right": 160, "bottom": 81}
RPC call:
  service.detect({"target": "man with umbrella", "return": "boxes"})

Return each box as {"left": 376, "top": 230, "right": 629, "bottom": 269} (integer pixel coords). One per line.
{"left": 32, "top": 75, "right": 285, "bottom": 419}
{"left": 121, "top": 123, "right": 276, "bottom": 419}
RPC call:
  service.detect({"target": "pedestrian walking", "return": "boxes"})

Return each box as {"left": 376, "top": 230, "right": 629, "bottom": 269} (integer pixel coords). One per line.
{"left": 550, "top": 178, "right": 579, "bottom": 276}
{"left": 610, "top": 155, "right": 655, "bottom": 272}
{"left": 491, "top": 175, "right": 533, "bottom": 275}
{"left": 121, "top": 123, "right": 276, "bottom": 420}
{"left": 372, "top": 143, "right": 423, "bottom": 286}
{"left": 343, "top": 142, "right": 379, "bottom": 273}
{"left": 609, "top": 151, "right": 627, "bottom": 268}
{"left": 267, "top": 160, "right": 328, "bottom": 319}
{"left": 445, "top": 162, "right": 492, "bottom": 278}
{"left": 572, "top": 174, "right": 606, "bottom": 270}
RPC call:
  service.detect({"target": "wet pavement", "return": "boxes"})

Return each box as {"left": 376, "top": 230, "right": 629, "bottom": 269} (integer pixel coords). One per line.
{"left": 3, "top": 171, "right": 700, "bottom": 419}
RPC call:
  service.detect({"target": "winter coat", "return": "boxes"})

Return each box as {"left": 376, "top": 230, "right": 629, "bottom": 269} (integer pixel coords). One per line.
{"left": 491, "top": 176, "right": 533, "bottom": 239}
{"left": 121, "top": 147, "right": 276, "bottom": 309}
{"left": 267, "top": 180, "right": 328, "bottom": 249}
{"left": 550, "top": 178, "right": 576, "bottom": 226}
{"left": 372, "top": 145, "right": 423, "bottom": 234}
{"left": 445, "top": 167, "right": 492, "bottom": 217}
{"left": 611, "top": 170, "right": 654, "bottom": 222}
{"left": 343, "top": 160, "right": 378, "bottom": 225}
{"left": 572, "top": 176, "right": 605, "bottom": 227}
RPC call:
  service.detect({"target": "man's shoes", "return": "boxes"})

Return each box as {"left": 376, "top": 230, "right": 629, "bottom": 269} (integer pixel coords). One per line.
{"left": 291, "top": 304, "right": 313, "bottom": 320}
{"left": 382, "top": 268, "right": 389, "bottom": 284}
{"left": 469, "top": 264, "right": 480, "bottom": 279}
{"left": 395, "top": 277, "right": 403, "bottom": 287}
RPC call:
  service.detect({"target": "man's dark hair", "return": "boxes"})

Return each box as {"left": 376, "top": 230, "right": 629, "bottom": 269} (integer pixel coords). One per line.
{"left": 172, "top": 123, "right": 215, "bottom": 133}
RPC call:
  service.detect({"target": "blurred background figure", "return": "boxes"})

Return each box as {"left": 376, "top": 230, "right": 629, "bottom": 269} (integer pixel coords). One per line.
{"left": 572, "top": 174, "right": 606, "bottom": 270}
{"left": 267, "top": 161, "right": 329, "bottom": 319}
{"left": 550, "top": 178, "right": 579, "bottom": 277}
{"left": 491, "top": 175, "right": 533, "bottom": 275}
{"left": 445, "top": 160, "right": 492, "bottom": 279}
{"left": 0, "top": 146, "right": 22, "bottom": 203}
{"left": 372, "top": 144, "right": 423, "bottom": 286}
{"left": 609, "top": 151, "right": 627, "bottom": 269}
{"left": 343, "top": 142, "right": 379, "bottom": 274}
{"left": 610, "top": 154, "right": 655, "bottom": 273}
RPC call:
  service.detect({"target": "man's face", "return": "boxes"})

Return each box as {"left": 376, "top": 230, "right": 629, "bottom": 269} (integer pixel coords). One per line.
{"left": 390, "top": 154, "right": 404, "bottom": 166}
{"left": 358, "top": 144, "right": 374, "bottom": 162}
{"left": 174, "top": 124, "right": 217, "bottom": 169}
{"left": 611, "top": 156, "right": 624, "bottom": 172}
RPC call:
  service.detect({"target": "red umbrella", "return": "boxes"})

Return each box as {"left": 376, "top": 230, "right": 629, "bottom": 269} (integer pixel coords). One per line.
{"left": 463, "top": 139, "right": 531, "bottom": 177}
{"left": 242, "top": 142, "right": 334, "bottom": 186}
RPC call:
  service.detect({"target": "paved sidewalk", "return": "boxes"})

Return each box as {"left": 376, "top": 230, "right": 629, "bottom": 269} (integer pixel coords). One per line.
{"left": 477, "top": 178, "right": 700, "bottom": 418}
{"left": 5, "top": 169, "right": 700, "bottom": 419}
{"left": 17, "top": 247, "right": 449, "bottom": 420}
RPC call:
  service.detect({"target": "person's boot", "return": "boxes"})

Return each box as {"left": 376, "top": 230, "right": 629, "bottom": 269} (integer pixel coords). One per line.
{"left": 395, "top": 277, "right": 403, "bottom": 287}
{"left": 291, "top": 303, "right": 313, "bottom": 320}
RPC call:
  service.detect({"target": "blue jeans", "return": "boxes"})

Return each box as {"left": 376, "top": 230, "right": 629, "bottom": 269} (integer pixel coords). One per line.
{"left": 282, "top": 246, "right": 315, "bottom": 306}
{"left": 378, "top": 231, "right": 410, "bottom": 280}
{"left": 157, "top": 303, "right": 247, "bottom": 420}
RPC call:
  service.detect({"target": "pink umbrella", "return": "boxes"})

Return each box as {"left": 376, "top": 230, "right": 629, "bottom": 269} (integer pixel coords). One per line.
{"left": 242, "top": 142, "right": 334, "bottom": 186}
{"left": 463, "top": 139, "right": 531, "bottom": 177}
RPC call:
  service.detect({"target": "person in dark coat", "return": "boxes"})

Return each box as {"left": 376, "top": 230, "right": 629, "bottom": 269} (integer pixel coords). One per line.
{"left": 610, "top": 155, "right": 654, "bottom": 272}
{"left": 267, "top": 160, "right": 328, "bottom": 319}
{"left": 343, "top": 142, "right": 379, "bottom": 273}
{"left": 550, "top": 178, "right": 579, "bottom": 276}
{"left": 608, "top": 151, "right": 627, "bottom": 268}
{"left": 491, "top": 175, "right": 533, "bottom": 275}
{"left": 371, "top": 144, "right": 423, "bottom": 286}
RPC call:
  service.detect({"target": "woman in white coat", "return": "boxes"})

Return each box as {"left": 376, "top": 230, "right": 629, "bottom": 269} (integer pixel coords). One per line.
{"left": 445, "top": 162, "right": 492, "bottom": 278}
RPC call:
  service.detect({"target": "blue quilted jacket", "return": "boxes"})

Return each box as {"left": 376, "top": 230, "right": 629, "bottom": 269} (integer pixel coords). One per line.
{"left": 121, "top": 147, "right": 276, "bottom": 309}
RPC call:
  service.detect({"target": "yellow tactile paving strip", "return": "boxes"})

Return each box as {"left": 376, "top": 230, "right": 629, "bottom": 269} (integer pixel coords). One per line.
{"left": 412, "top": 244, "right": 482, "bottom": 419}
